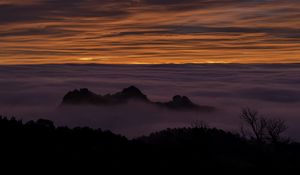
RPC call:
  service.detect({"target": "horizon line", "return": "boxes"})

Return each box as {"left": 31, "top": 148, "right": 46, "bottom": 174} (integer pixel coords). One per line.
{"left": 1, "top": 62, "right": 300, "bottom": 66}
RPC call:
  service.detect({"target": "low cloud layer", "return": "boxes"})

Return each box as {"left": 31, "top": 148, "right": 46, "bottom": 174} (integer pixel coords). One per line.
{"left": 0, "top": 0, "right": 299, "bottom": 64}
{"left": 0, "top": 64, "right": 300, "bottom": 139}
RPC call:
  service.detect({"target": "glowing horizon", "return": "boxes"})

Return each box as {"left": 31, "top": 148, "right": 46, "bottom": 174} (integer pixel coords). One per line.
{"left": 0, "top": 0, "right": 299, "bottom": 64}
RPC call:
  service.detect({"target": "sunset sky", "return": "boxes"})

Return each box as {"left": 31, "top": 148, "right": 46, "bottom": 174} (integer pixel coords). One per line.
{"left": 0, "top": 0, "right": 299, "bottom": 64}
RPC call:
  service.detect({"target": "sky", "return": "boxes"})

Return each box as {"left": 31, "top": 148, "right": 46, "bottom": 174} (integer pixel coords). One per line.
{"left": 0, "top": 0, "right": 299, "bottom": 64}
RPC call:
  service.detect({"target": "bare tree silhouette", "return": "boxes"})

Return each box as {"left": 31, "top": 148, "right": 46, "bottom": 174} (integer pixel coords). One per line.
{"left": 240, "top": 107, "right": 288, "bottom": 144}
{"left": 266, "top": 118, "right": 288, "bottom": 144}
{"left": 240, "top": 107, "right": 267, "bottom": 143}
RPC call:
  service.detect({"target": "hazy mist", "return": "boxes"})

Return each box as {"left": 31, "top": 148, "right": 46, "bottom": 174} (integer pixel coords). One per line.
{"left": 0, "top": 64, "right": 299, "bottom": 139}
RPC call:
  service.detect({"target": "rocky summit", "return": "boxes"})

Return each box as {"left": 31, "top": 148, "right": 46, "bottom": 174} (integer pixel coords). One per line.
{"left": 62, "top": 86, "right": 215, "bottom": 111}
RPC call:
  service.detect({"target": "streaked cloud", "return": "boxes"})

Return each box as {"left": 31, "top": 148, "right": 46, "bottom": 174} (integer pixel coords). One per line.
{"left": 0, "top": 0, "right": 299, "bottom": 64}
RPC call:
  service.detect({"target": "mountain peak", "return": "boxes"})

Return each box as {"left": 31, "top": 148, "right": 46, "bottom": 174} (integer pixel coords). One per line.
{"left": 118, "top": 86, "right": 148, "bottom": 100}
{"left": 61, "top": 86, "right": 214, "bottom": 111}
{"left": 122, "top": 86, "right": 141, "bottom": 94}
{"left": 172, "top": 95, "right": 194, "bottom": 105}
{"left": 158, "top": 95, "right": 199, "bottom": 110}
{"left": 63, "top": 88, "right": 98, "bottom": 104}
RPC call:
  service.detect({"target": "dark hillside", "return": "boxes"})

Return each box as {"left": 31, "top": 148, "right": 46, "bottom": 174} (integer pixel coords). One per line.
{"left": 0, "top": 116, "right": 299, "bottom": 173}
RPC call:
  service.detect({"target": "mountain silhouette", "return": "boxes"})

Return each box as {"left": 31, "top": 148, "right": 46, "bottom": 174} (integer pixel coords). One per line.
{"left": 155, "top": 95, "right": 200, "bottom": 110}
{"left": 62, "top": 86, "right": 214, "bottom": 111}
{"left": 113, "top": 86, "right": 149, "bottom": 101}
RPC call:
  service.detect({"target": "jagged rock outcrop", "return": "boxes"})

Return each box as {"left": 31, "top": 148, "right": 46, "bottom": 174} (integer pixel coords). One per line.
{"left": 63, "top": 86, "right": 148, "bottom": 105}
{"left": 62, "top": 86, "right": 214, "bottom": 111}
{"left": 156, "top": 95, "right": 200, "bottom": 110}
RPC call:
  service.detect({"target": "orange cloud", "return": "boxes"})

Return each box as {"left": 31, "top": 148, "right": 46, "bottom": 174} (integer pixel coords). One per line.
{"left": 0, "top": 0, "right": 299, "bottom": 64}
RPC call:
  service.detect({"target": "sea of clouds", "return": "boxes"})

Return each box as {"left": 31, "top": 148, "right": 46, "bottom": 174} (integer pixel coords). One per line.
{"left": 0, "top": 64, "right": 300, "bottom": 139}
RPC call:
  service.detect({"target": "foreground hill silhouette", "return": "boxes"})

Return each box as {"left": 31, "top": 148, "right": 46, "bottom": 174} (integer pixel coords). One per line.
{"left": 0, "top": 116, "right": 299, "bottom": 173}
{"left": 62, "top": 86, "right": 215, "bottom": 111}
